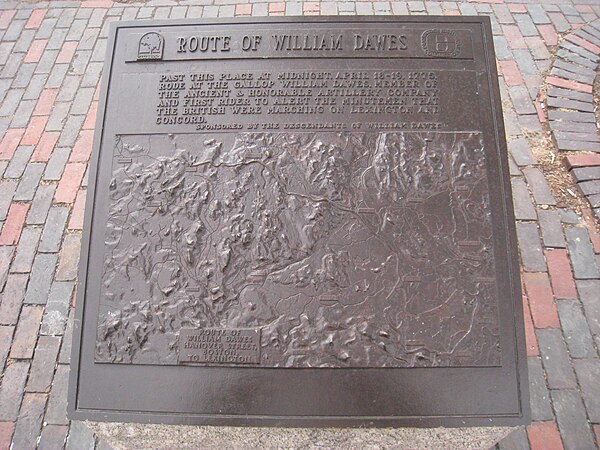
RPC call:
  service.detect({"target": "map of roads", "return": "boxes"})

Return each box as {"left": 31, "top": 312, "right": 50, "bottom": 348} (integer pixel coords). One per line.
{"left": 95, "top": 131, "right": 501, "bottom": 368}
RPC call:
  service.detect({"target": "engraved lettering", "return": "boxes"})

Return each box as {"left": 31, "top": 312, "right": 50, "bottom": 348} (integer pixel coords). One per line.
{"left": 152, "top": 69, "right": 443, "bottom": 129}
{"left": 271, "top": 34, "right": 343, "bottom": 51}
{"left": 177, "top": 36, "right": 233, "bottom": 53}
{"left": 353, "top": 34, "right": 408, "bottom": 51}
{"left": 178, "top": 329, "right": 260, "bottom": 365}
{"left": 241, "top": 35, "right": 261, "bottom": 51}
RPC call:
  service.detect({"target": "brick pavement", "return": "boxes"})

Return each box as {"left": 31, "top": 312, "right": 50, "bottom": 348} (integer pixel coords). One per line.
{"left": 0, "top": 1, "right": 599, "bottom": 449}
{"left": 548, "top": 19, "right": 600, "bottom": 219}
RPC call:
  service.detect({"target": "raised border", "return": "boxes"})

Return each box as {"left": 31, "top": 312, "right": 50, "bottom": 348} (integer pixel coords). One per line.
{"left": 68, "top": 16, "right": 530, "bottom": 427}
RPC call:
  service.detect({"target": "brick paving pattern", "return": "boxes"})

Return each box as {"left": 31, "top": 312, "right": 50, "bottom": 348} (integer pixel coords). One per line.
{"left": 0, "top": 0, "right": 599, "bottom": 449}
{"left": 545, "top": 19, "right": 600, "bottom": 221}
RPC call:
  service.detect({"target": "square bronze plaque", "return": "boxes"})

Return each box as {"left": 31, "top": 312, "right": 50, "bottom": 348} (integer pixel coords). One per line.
{"left": 69, "top": 16, "right": 530, "bottom": 427}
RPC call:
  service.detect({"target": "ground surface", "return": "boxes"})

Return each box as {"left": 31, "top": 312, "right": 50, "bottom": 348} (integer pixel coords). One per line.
{"left": 0, "top": 0, "right": 599, "bottom": 449}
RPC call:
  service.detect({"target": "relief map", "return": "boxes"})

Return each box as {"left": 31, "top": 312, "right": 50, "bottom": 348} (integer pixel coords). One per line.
{"left": 95, "top": 131, "right": 501, "bottom": 367}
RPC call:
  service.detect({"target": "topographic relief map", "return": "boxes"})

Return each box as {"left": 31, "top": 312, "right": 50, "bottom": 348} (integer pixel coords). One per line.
{"left": 95, "top": 131, "right": 501, "bottom": 367}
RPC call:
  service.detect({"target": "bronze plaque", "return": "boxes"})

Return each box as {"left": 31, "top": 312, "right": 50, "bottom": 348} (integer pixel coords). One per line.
{"left": 69, "top": 17, "right": 529, "bottom": 426}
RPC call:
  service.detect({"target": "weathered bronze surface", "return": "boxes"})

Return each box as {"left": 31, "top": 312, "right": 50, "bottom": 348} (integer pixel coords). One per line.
{"left": 69, "top": 17, "right": 530, "bottom": 426}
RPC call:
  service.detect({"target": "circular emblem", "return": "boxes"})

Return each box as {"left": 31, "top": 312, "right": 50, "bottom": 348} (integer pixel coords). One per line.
{"left": 421, "top": 29, "right": 461, "bottom": 58}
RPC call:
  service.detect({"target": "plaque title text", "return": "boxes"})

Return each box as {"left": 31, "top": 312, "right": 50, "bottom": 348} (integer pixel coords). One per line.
{"left": 176, "top": 33, "right": 409, "bottom": 53}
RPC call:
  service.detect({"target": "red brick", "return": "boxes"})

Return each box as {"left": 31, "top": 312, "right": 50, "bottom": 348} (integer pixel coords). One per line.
{"left": 23, "top": 39, "right": 48, "bottom": 64}
{"left": 527, "top": 421, "right": 564, "bottom": 450}
{"left": 69, "top": 130, "right": 94, "bottom": 162}
{"left": 508, "top": 4, "right": 527, "bottom": 13}
{"left": 565, "top": 34, "right": 600, "bottom": 55}
{"left": 0, "top": 10, "right": 16, "bottom": 29}
{"left": 31, "top": 131, "right": 59, "bottom": 163}
{"left": 522, "top": 294, "right": 539, "bottom": 356}
{"left": 55, "top": 41, "right": 78, "bottom": 64}
{"left": 499, "top": 60, "right": 524, "bottom": 86}
{"left": 93, "top": 81, "right": 101, "bottom": 101}
{"left": 575, "top": 5, "right": 594, "bottom": 13}
{"left": 0, "top": 129, "right": 25, "bottom": 161}
{"left": 546, "top": 249, "right": 577, "bottom": 300}
{"left": 303, "top": 2, "right": 320, "bottom": 13}
{"left": 538, "top": 24, "right": 558, "bottom": 46}
{"left": 535, "top": 99, "right": 546, "bottom": 123}
{"left": 68, "top": 190, "right": 86, "bottom": 230}
{"left": 563, "top": 154, "right": 600, "bottom": 170}
{"left": 0, "top": 203, "right": 30, "bottom": 246}
{"left": 268, "top": 2, "right": 285, "bottom": 14}
{"left": 20, "top": 116, "right": 48, "bottom": 146}
{"left": 25, "top": 9, "right": 47, "bottom": 29}
{"left": 33, "top": 89, "right": 58, "bottom": 117}
{"left": 524, "top": 272, "right": 560, "bottom": 329}
{"left": 581, "top": 208, "right": 600, "bottom": 254}
{"left": 546, "top": 76, "right": 593, "bottom": 94}
{"left": 235, "top": 3, "right": 252, "bottom": 16}
{"left": 82, "top": 101, "right": 98, "bottom": 130}
{"left": 0, "top": 422, "right": 14, "bottom": 450}
{"left": 502, "top": 24, "right": 528, "bottom": 49}
{"left": 80, "top": 0, "right": 113, "bottom": 7}
{"left": 444, "top": 10, "right": 461, "bottom": 15}
{"left": 54, "top": 163, "right": 86, "bottom": 204}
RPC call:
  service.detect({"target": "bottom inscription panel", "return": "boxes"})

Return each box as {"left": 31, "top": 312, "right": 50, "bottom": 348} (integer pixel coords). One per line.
{"left": 178, "top": 328, "right": 261, "bottom": 364}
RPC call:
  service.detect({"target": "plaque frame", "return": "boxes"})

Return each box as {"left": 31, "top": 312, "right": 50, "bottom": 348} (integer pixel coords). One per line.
{"left": 68, "top": 16, "right": 530, "bottom": 427}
